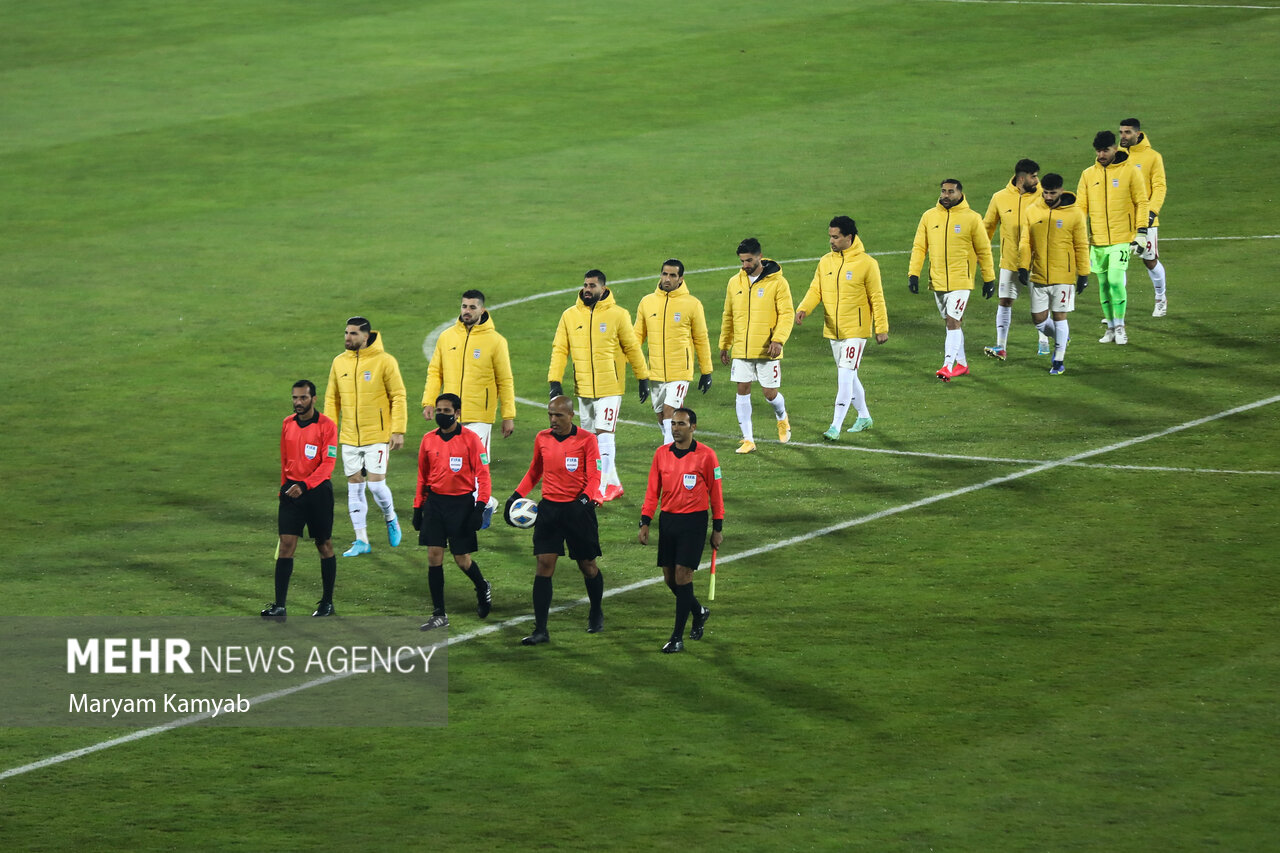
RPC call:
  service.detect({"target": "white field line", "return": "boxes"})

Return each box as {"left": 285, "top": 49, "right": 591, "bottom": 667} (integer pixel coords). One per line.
{"left": 933, "top": 1, "right": 1280, "bottom": 10}
{"left": 422, "top": 234, "right": 1280, "bottom": 357}
{"left": 5, "top": 392, "right": 1277, "bottom": 781}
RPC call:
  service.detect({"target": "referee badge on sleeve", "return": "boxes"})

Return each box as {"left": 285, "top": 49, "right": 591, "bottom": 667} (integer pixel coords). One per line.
{"left": 327, "top": 445, "right": 337, "bottom": 458}
{"left": 682, "top": 473, "right": 697, "bottom": 490}
{"left": 713, "top": 466, "right": 722, "bottom": 480}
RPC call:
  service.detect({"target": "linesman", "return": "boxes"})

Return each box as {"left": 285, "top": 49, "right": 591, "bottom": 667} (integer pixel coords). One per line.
{"left": 639, "top": 407, "right": 724, "bottom": 653}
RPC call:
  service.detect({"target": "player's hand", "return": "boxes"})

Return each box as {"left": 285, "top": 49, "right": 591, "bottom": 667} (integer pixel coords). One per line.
{"left": 767, "top": 341, "right": 782, "bottom": 359}
{"left": 1130, "top": 229, "right": 1149, "bottom": 255}
{"left": 422, "top": 405, "right": 435, "bottom": 421}
{"left": 908, "top": 275, "right": 919, "bottom": 294}
{"left": 875, "top": 333, "right": 888, "bottom": 345}
{"left": 1148, "top": 210, "right": 1157, "bottom": 228}
{"left": 638, "top": 378, "right": 650, "bottom": 404}
{"left": 698, "top": 373, "right": 712, "bottom": 394}
{"left": 637, "top": 524, "right": 649, "bottom": 546}
{"left": 1018, "top": 268, "right": 1030, "bottom": 287}
{"left": 794, "top": 310, "right": 806, "bottom": 325}
{"left": 710, "top": 530, "right": 724, "bottom": 550}
{"left": 548, "top": 381, "right": 563, "bottom": 400}
{"left": 1076, "top": 275, "right": 1089, "bottom": 294}
{"left": 501, "top": 418, "right": 515, "bottom": 438}
{"left": 982, "top": 280, "right": 995, "bottom": 299}
{"left": 280, "top": 480, "right": 304, "bottom": 499}
{"left": 719, "top": 349, "right": 730, "bottom": 366}
{"left": 503, "top": 491, "right": 520, "bottom": 527}
{"left": 470, "top": 501, "right": 486, "bottom": 531}
{"left": 412, "top": 506, "right": 424, "bottom": 531}
{"left": 389, "top": 433, "right": 404, "bottom": 451}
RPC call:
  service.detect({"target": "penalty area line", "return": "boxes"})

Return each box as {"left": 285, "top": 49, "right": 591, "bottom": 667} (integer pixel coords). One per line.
{"left": 4, "top": 394, "right": 1275, "bottom": 782}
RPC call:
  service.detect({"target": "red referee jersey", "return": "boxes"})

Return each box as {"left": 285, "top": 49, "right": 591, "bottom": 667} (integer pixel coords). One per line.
{"left": 515, "top": 426, "right": 601, "bottom": 502}
{"left": 281, "top": 412, "right": 338, "bottom": 489}
{"left": 415, "top": 427, "right": 492, "bottom": 506}
{"left": 641, "top": 440, "right": 724, "bottom": 519}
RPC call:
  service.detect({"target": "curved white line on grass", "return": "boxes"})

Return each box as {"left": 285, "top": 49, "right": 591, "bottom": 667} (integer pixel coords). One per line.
{"left": 934, "top": 1, "right": 1280, "bottom": 10}
{"left": 5, "top": 392, "right": 1276, "bottom": 781}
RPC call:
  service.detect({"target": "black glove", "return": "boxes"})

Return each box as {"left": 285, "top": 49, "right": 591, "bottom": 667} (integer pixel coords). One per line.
{"left": 1148, "top": 210, "right": 1157, "bottom": 228}
{"left": 982, "top": 280, "right": 995, "bottom": 299}
{"left": 1017, "top": 268, "right": 1030, "bottom": 287}
{"left": 1076, "top": 275, "right": 1089, "bottom": 295}
{"left": 638, "top": 378, "right": 650, "bottom": 404}
{"left": 576, "top": 492, "right": 593, "bottom": 508}
{"left": 698, "top": 373, "right": 712, "bottom": 394}
{"left": 412, "top": 506, "right": 424, "bottom": 531}
{"left": 548, "top": 381, "right": 563, "bottom": 400}
{"left": 908, "top": 275, "right": 919, "bottom": 294}
{"left": 470, "top": 501, "right": 486, "bottom": 531}
{"left": 503, "top": 490, "right": 521, "bottom": 527}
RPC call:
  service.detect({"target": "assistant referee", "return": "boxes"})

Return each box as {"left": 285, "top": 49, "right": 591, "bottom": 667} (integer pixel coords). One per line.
{"left": 638, "top": 407, "right": 724, "bottom": 653}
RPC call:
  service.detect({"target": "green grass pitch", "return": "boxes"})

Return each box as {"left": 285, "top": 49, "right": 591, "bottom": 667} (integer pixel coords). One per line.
{"left": 3, "top": 1, "right": 1280, "bottom": 850}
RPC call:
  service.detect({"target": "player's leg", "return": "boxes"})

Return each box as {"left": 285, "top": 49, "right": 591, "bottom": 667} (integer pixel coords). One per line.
{"left": 1050, "top": 285, "right": 1073, "bottom": 365}
{"left": 1108, "top": 245, "right": 1129, "bottom": 343}
{"left": 759, "top": 361, "right": 788, "bottom": 442}
{"left": 827, "top": 341, "right": 854, "bottom": 439}
{"left": 363, "top": 441, "right": 400, "bottom": 546}
{"left": 306, "top": 483, "right": 337, "bottom": 616}
{"left": 940, "top": 293, "right": 969, "bottom": 377}
{"left": 342, "top": 446, "right": 371, "bottom": 554}
{"left": 1144, "top": 228, "right": 1167, "bottom": 316}
{"left": 451, "top": 523, "right": 490, "bottom": 619}
{"left": 263, "top": 494, "right": 300, "bottom": 618}
{"left": 664, "top": 565, "right": 696, "bottom": 653}
{"left": 567, "top": 499, "right": 604, "bottom": 633}
{"left": 593, "top": 395, "right": 623, "bottom": 500}
{"left": 523, "top": 502, "right": 561, "bottom": 644}
{"left": 462, "top": 421, "right": 492, "bottom": 455}
{"left": 731, "top": 360, "right": 756, "bottom": 452}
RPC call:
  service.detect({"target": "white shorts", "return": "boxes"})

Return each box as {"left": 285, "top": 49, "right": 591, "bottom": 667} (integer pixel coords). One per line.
{"left": 463, "top": 422, "right": 492, "bottom": 454}
{"left": 730, "top": 358, "right": 781, "bottom": 388}
{"left": 934, "top": 291, "right": 970, "bottom": 322}
{"left": 342, "top": 443, "right": 390, "bottom": 477}
{"left": 578, "top": 396, "right": 621, "bottom": 433}
{"left": 650, "top": 380, "right": 689, "bottom": 414}
{"left": 830, "top": 338, "right": 867, "bottom": 371}
{"left": 1141, "top": 226, "right": 1159, "bottom": 261}
{"left": 997, "top": 268, "right": 1026, "bottom": 300}
{"left": 1031, "top": 284, "right": 1076, "bottom": 314}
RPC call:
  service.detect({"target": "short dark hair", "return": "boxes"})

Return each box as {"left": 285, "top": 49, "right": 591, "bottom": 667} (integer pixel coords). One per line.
{"left": 673, "top": 406, "right": 697, "bottom": 425}
{"left": 1120, "top": 117, "right": 1141, "bottom": 129}
{"left": 293, "top": 379, "right": 317, "bottom": 397}
{"left": 346, "top": 316, "right": 371, "bottom": 333}
{"left": 662, "top": 258, "right": 685, "bottom": 277}
{"left": 941, "top": 178, "right": 963, "bottom": 191}
{"left": 1093, "top": 130, "right": 1117, "bottom": 150}
{"left": 1040, "top": 173, "right": 1064, "bottom": 191}
{"left": 1015, "top": 158, "right": 1040, "bottom": 176}
{"left": 829, "top": 216, "right": 857, "bottom": 238}
{"left": 584, "top": 269, "right": 607, "bottom": 285}
{"left": 435, "top": 392, "right": 462, "bottom": 411}
{"left": 461, "top": 289, "right": 485, "bottom": 304}
{"left": 737, "top": 237, "right": 761, "bottom": 255}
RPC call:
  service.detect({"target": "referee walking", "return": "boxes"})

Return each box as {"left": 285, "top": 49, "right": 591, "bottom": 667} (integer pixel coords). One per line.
{"left": 638, "top": 407, "right": 724, "bottom": 653}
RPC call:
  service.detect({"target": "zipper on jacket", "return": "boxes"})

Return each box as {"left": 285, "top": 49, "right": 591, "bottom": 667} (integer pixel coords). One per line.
{"left": 460, "top": 325, "right": 472, "bottom": 407}
{"left": 835, "top": 255, "right": 844, "bottom": 338}
{"left": 354, "top": 349, "right": 361, "bottom": 446}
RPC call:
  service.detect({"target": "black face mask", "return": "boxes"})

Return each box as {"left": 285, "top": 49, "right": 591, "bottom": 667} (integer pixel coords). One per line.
{"left": 435, "top": 412, "right": 457, "bottom": 429}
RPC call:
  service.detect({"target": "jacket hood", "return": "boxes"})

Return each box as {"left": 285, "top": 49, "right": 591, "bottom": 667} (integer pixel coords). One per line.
{"left": 1051, "top": 191, "right": 1079, "bottom": 209}
{"left": 455, "top": 311, "right": 495, "bottom": 334}
{"left": 934, "top": 197, "right": 972, "bottom": 214}
{"left": 652, "top": 282, "right": 691, "bottom": 298}
{"left": 834, "top": 236, "right": 867, "bottom": 260}
{"left": 758, "top": 258, "right": 782, "bottom": 278}
{"left": 1125, "top": 133, "right": 1152, "bottom": 152}
{"left": 577, "top": 288, "right": 618, "bottom": 310}
{"left": 340, "top": 330, "right": 387, "bottom": 359}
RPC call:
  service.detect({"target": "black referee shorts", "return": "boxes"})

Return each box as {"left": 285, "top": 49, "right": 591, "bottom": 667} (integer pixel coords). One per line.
{"left": 532, "top": 498, "right": 601, "bottom": 562}
{"left": 657, "top": 510, "right": 709, "bottom": 570}
{"left": 278, "top": 481, "right": 334, "bottom": 542}
{"left": 420, "top": 492, "right": 479, "bottom": 555}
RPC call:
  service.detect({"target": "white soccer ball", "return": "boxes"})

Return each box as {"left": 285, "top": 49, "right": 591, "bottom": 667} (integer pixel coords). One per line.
{"left": 509, "top": 497, "right": 538, "bottom": 529}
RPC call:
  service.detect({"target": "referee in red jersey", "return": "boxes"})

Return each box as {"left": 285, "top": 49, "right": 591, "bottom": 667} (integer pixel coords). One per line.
{"left": 504, "top": 395, "right": 605, "bottom": 646}
{"left": 261, "top": 381, "right": 339, "bottom": 623}
{"left": 638, "top": 407, "right": 724, "bottom": 653}
{"left": 412, "top": 393, "right": 493, "bottom": 632}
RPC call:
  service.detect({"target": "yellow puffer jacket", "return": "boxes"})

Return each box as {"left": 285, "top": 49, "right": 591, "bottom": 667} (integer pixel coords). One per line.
{"left": 718, "top": 259, "right": 794, "bottom": 359}
{"left": 908, "top": 197, "right": 995, "bottom": 292}
{"left": 633, "top": 283, "right": 714, "bottom": 382}
{"left": 796, "top": 237, "right": 889, "bottom": 340}
{"left": 1018, "top": 193, "right": 1091, "bottom": 285}
{"left": 548, "top": 290, "right": 649, "bottom": 398}
{"left": 324, "top": 331, "right": 408, "bottom": 446}
{"left": 421, "top": 312, "right": 516, "bottom": 423}
{"left": 1123, "top": 133, "right": 1166, "bottom": 226}
{"left": 983, "top": 179, "right": 1041, "bottom": 271}
{"left": 1076, "top": 151, "right": 1149, "bottom": 246}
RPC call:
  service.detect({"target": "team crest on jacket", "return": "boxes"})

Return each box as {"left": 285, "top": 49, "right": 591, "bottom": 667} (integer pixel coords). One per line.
{"left": 449, "top": 456, "right": 463, "bottom": 472}
{"left": 953, "top": 224, "right": 961, "bottom": 233}
{"left": 599, "top": 323, "right": 607, "bottom": 333}
{"left": 473, "top": 349, "right": 480, "bottom": 359}
{"left": 565, "top": 457, "right": 580, "bottom": 472}
{"left": 1111, "top": 178, "right": 1119, "bottom": 187}
{"left": 673, "top": 312, "right": 681, "bottom": 322}
{"left": 845, "top": 271, "right": 853, "bottom": 280}
{"left": 363, "top": 371, "right": 372, "bottom": 381}
{"left": 1056, "top": 219, "right": 1063, "bottom": 228}
{"left": 682, "top": 473, "right": 698, "bottom": 490}
{"left": 304, "top": 443, "right": 318, "bottom": 459}
{"left": 757, "top": 288, "right": 764, "bottom": 298}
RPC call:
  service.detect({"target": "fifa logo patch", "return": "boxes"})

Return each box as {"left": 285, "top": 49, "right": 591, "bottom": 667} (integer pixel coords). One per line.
{"left": 363, "top": 371, "right": 372, "bottom": 381}
{"left": 473, "top": 349, "right": 480, "bottom": 359}
{"left": 673, "top": 312, "right": 681, "bottom": 322}
{"left": 565, "top": 457, "right": 580, "bottom": 472}
{"left": 682, "top": 473, "right": 698, "bottom": 490}
{"left": 953, "top": 224, "right": 961, "bottom": 233}
{"left": 449, "top": 456, "right": 463, "bottom": 472}
{"left": 304, "top": 443, "right": 318, "bottom": 459}
{"left": 599, "top": 323, "right": 607, "bottom": 333}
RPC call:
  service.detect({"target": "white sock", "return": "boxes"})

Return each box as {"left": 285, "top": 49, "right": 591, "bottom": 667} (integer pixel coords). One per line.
{"left": 944, "top": 329, "right": 962, "bottom": 367}
{"left": 832, "top": 369, "right": 854, "bottom": 429}
{"left": 366, "top": 479, "right": 396, "bottom": 521}
{"left": 347, "top": 482, "right": 368, "bottom": 541}
{"left": 735, "top": 394, "right": 754, "bottom": 442}
{"left": 661, "top": 419, "right": 673, "bottom": 445}
{"left": 995, "top": 305, "right": 1012, "bottom": 348}
{"left": 1054, "top": 319, "right": 1069, "bottom": 361}
{"left": 768, "top": 392, "right": 787, "bottom": 419}
{"left": 1036, "top": 318, "right": 1055, "bottom": 338}
{"left": 596, "top": 431, "right": 619, "bottom": 490}
{"left": 1148, "top": 262, "right": 1167, "bottom": 299}
{"left": 849, "top": 371, "right": 869, "bottom": 418}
